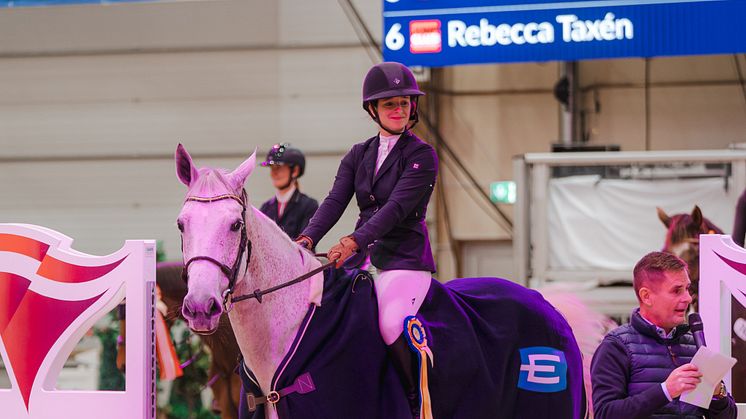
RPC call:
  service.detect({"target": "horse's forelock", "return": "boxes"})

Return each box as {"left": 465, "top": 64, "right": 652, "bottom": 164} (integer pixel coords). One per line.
{"left": 663, "top": 214, "right": 687, "bottom": 251}
{"left": 187, "top": 167, "right": 237, "bottom": 198}
{"left": 667, "top": 214, "right": 689, "bottom": 241}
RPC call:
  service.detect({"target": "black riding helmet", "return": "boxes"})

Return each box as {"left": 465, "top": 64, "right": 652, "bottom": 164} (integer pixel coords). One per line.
{"left": 362, "top": 62, "right": 425, "bottom": 135}
{"left": 261, "top": 143, "right": 306, "bottom": 189}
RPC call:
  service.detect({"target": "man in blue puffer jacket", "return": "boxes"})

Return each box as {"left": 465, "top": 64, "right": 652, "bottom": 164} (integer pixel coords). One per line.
{"left": 591, "top": 251, "right": 737, "bottom": 419}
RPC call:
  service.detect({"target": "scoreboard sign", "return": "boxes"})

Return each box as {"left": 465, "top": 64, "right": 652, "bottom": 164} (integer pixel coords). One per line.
{"left": 382, "top": 0, "right": 746, "bottom": 66}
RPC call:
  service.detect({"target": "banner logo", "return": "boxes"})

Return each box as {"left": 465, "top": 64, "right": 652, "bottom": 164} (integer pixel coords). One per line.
{"left": 518, "top": 346, "right": 567, "bottom": 393}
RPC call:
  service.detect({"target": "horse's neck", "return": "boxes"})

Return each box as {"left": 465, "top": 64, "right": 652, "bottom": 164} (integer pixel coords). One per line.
{"left": 228, "top": 206, "right": 320, "bottom": 395}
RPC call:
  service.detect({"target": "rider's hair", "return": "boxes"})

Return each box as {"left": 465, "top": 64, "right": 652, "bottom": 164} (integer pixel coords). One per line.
{"left": 632, "top": 251, "right": 689, "bottom": 301}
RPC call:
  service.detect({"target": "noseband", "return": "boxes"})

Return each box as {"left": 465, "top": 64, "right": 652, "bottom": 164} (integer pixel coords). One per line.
{"left": 181, "top": 191, "right": 252, "bottom": 309}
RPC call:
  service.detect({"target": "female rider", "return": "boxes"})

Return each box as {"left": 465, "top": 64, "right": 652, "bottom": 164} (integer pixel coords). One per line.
{"left": 296, "top": 62, "right": 437, "bottom": 418}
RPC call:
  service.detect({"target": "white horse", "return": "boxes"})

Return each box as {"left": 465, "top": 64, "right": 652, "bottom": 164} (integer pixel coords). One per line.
{"left": 175, "top": 144, "right": 599, "bottom": 419}
{"left": 175, "top": 145, "right": 323, "bottom": 419}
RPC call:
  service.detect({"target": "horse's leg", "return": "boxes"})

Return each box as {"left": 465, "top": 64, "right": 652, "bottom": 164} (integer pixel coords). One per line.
{"left": 209, "top": 373, "right": 241, "bottom": 419}
{"left": 228, "top": 374, "right": 241, "bottom": 419}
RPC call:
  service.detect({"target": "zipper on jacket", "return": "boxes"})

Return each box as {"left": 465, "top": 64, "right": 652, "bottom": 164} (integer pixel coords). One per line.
{"left": 667, "top": 345, "right": 679, "bottom": 366}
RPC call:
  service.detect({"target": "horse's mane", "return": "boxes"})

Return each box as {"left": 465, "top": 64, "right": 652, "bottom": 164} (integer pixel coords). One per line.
{"left": 704, "top": 218, "right": 724, "bottom": 235}
{"left": 250, "top": 205, "right": 310, "bottom": 251}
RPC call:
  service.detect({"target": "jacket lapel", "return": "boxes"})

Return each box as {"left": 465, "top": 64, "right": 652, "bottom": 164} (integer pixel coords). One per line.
{"left": 363, "top": 136, "right": 379, "bottom": 188}
{"left": 373, "top": 132, "right": 407, "bottom": 186}
{"left": 278, "top": 189, "right": 300, "bottom": 222}
{"left": 266, "top": 198, "right": 279, "bottom": 221}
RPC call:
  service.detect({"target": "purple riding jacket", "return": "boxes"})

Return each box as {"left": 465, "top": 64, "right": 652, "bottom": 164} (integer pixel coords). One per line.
{"left": 301, "top": 131, "right": 438, "bottom": 272}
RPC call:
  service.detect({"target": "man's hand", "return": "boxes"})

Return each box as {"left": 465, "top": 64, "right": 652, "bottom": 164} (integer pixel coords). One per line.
{"left": 295, "top": 235, "right": 313, "bottom": 250}
{"left": 664, "top": 363, "right": 702, "bottom": 398}
{"left": 328, "top": 235, "right": 359, "bottom": 268}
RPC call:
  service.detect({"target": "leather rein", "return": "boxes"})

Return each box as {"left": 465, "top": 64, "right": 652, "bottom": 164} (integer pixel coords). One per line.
{"left": 181, "top": 191, "right": 333, "bottom": 312}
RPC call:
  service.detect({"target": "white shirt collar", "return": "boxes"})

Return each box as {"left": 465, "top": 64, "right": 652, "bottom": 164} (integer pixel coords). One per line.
{"left": 275, "top": 185, "right": 296, "bottom": 204}
{"left": 379, "top": 133, "right": 400, "bottom": 149}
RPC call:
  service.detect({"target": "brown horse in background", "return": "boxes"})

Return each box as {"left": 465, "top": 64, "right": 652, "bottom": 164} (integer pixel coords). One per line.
{"left": 658, "top": 205, "right": 745, "bottom": 402}
{"left": 117, "top": 262, "right": 242, "bottom": 419}
{"left": 657, "top": 205, "right": 723, "bottom": 311}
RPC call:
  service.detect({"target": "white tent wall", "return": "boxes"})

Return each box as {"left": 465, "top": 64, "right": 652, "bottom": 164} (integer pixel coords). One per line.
{"left": 0, "top": 0, "right": 382, "bottom": 258}
{"left": 511, "top": 150, "right": 746, "bottom": 318}
{"left": 548, "top": 176, "right": 736, "bottom": 272}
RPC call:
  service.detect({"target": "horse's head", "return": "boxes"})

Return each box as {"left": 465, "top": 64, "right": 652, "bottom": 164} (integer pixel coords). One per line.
{"left": 658, "top": 205, "right": 723, "bottom": 259}
{"left": 175, "top": 144, "right": 256, "bottom": 334}
{"left": 657, "top": 205, "right": 723, "bottom": 310}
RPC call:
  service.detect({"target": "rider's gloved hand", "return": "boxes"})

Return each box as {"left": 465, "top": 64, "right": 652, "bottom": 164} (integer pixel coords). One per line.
{"left": 328, "top": 235, "right": 359, "bottom": 268}
{"left": 294, "top": 235, "right": 314, "bottom": 250}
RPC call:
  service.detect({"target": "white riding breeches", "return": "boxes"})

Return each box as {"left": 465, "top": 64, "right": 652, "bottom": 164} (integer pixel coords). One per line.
{"left": 374, "top": 269, "right": 431, "bottom": 345}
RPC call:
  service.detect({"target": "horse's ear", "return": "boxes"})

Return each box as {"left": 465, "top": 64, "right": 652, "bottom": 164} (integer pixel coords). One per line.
{"left": 229, "top": 148, "right": 257, "bottom": 190}
{"left": 692, "top": 205, "right": 703, "bottom": 226}
{"left": 657, "top": 207, "right": 671, "bottom": 228}
{"left": 175, "top": 143, "right": 199, "bottom": 187}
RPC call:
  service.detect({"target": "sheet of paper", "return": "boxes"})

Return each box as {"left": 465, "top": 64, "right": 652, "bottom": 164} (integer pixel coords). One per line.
{"left": 680, "top": 346, "right": 737, "bottom": 409}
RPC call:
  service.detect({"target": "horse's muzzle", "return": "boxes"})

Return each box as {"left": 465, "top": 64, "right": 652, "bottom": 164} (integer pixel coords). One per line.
{"left": 182, "top": 293, "right": 223, "bottom": 333}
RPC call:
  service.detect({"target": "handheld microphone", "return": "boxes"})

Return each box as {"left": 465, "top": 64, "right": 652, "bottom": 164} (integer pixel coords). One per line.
{"left": 688, "top": 312, "right": 707, "bottom": 348}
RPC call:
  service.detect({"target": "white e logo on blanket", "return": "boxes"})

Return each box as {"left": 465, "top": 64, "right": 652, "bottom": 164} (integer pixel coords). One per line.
{"left": 518, "top": 346, "right": 568, "bottom": 393}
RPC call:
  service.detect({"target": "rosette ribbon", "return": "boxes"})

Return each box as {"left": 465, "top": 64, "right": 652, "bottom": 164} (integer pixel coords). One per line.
{"left": 404, "top": 316, "right": 434, "bottom": 419}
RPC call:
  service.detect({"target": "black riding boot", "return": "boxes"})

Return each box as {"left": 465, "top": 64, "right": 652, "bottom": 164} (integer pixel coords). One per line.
{"left": 388, "top": 334, "right": 421, "bottom": 419}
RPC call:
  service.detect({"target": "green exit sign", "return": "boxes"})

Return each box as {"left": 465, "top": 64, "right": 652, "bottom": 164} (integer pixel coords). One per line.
{"left": 490, "top": 181, "right": 516, "bottom": 204}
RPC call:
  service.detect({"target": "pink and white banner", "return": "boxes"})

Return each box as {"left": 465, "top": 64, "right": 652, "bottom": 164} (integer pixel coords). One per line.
{"left": 0, "top": 224, "right": 156, "bottom": 419}
{"left": 700, "top": 234, "right": 746, "bottom": 414}
{"left": 700, "top": 235, "right": 746, "bottom": 353}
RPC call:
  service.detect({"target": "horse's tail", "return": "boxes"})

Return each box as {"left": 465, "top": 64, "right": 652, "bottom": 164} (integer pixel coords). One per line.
{"left": 539, "top": 288, "right": 617, "bottom": 419}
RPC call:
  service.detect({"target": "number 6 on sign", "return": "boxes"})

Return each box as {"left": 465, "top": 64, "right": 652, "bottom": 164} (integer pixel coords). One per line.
{"left": 385, "top": 23, "right": 405, "bottom": 51}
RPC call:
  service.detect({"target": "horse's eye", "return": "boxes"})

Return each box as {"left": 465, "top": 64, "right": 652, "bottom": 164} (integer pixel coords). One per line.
{"left": 230, "top": 220, "right": 243, "bottom": 232}
{"left": 177, "top": 220, "right": 185, "bottom": 232}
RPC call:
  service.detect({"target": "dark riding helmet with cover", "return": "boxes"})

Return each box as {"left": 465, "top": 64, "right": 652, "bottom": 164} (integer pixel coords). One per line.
{"left": 362, "top": 62, "right": 424, "bottom": 131}
{"left": 261, "top": 143, "right": 306, "bottom": 177}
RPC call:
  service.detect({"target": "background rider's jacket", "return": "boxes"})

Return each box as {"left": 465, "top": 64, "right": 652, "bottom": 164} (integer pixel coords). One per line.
{"left": 302, "top": 131, "right": 437, "bottom": 272}
{"left": 260, "top": 189, "right": 318, "bottom": 240}
{"left": 591, "top": 308, "right": 737, "bottom": 419}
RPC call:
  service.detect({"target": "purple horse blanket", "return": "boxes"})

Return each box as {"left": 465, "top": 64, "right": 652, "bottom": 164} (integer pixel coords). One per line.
{"left": 238, "top": 268, "right": 585, "bottom": 418}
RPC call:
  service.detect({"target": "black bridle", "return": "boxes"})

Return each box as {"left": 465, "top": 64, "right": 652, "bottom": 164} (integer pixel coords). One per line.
{"left": 180, "top": 190, "right": 334, "bottom": 311}
{"left": 181, "top": 191, "right": 252, "bottom": 309}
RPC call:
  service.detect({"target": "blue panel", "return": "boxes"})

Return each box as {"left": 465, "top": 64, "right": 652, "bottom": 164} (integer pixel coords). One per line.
{"left": 382, "top": 0, "right": 746, "bottom": 66}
